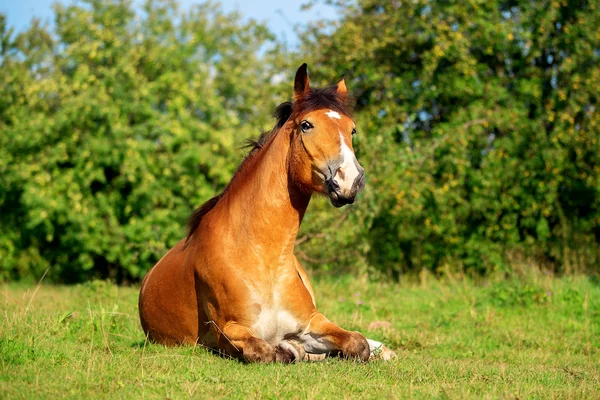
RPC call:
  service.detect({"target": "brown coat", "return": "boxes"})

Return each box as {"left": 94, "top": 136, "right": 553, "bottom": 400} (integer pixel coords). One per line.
{"left": 138, "top": 64, "right": 394, "bottom": 363}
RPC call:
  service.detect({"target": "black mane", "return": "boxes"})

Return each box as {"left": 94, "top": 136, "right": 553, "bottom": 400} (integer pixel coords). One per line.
{"left": 241, "top": 102, "right": 293, "bottom": 155}
{"left": 241, "top": 86, "right": 352, "bottom": 155}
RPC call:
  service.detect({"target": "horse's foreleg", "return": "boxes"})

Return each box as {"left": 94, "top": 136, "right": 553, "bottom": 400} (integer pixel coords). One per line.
{"left": 295, "top": 257, "right": 316, "bottom": 306}
{"left": 217, "top": 323, "right": 304, "bottom": 363}
{"left": 302, "top": 338, "right": 397, "bottom": 362}
{"left": 300, "top": 312, "right": 370, "bottom": 362}
{"left": 218, "top": 322, "right": 275, "bottom": 363}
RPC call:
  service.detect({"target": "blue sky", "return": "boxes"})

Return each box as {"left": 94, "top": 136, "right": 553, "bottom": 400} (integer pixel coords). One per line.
{"left": 0, "top": 0, "right": 338, "bottom": 47}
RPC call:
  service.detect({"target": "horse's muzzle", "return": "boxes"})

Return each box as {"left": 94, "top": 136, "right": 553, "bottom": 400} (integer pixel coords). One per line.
{"left": 327, "top": 170, "right": 365, "bottom": 208}
{"left": 329, "top": 189, "right": 355, "bottom": 208}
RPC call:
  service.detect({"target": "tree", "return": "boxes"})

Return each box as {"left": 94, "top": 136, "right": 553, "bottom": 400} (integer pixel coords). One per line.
{"left": 2, "top": 0, "right": 598, "bottom": 282}
{"left": 300, "top": 0, "right": 600, "bottom": 277}
{"left": 0, "top": 0, "right": 289, "bottom": 282}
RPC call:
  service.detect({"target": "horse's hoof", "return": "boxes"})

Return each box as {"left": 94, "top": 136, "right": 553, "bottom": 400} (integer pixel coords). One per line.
{"left": 275, "top": 340, "right": 304, "bottom": 363}
{"left": 370, "top": 345, "right": 397, "bottom": 361}
{"left": 303, "top": 352, "right": 327, "bottom": 362}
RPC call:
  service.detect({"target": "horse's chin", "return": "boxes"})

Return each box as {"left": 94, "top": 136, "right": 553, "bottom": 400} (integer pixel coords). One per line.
{"left": 328, "top": 191, "right": 354, "bottom": 208}
{"left": 330, "top": 199, "right": 346, "bottom": 208}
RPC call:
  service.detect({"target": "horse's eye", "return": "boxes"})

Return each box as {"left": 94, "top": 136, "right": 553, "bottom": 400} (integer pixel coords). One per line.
{"left": 300, "top": 121, "right": 313, "bottom": 132}
{"left": 352, "top": 128, "right": 357, "bottom": 136}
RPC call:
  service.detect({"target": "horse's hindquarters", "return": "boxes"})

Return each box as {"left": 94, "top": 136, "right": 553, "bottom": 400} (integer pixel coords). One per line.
{"left": 138, "top": 240, "right": 203, "bottom": 346}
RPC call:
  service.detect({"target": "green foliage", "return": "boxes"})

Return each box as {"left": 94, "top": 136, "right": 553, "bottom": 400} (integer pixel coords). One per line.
{"left": 301, "top": 0, "right": 600, "bottom": 277}
{"left": 483, "top": 281, "right": 550, "bottom": 308}
{"left": 0, "top": 1, "right": 289, "bottom": 282}
{"left": 1, "top": 275, "right": 599, "bottom": 397}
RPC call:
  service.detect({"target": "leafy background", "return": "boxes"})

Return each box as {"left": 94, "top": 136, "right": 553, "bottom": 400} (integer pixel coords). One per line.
{"left": 0, "top": 0, "right": 598, "bottom": 283}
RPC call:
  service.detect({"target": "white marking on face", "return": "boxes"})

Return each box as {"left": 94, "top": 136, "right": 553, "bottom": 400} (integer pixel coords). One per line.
{"left": 334, "top": 131, "right": 360, "bottom": 194}
{"left": 325, "top": 110, "right": 342, "bottom": 120}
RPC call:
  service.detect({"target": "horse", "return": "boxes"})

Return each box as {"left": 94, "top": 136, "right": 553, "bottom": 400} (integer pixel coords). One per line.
{"left": 138, "top": 64, "right": 396, "bottom": 363}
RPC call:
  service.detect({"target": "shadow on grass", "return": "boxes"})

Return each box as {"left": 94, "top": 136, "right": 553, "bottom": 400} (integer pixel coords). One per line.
{"left": 128, "top": 339, "right": 239, "bottom": 362}
{"left": 130, "top": 340, "right": 147, "bottom": 348}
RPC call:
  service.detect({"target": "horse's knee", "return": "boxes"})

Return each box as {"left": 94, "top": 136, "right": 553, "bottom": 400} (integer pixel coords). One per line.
{"left": 242, "top": 337, "right": 275, "bottom": 363}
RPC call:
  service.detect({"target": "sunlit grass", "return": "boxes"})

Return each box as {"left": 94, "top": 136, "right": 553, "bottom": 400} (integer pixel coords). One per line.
{"left": 1, "top": 272, "right": 599, "bottom": 399}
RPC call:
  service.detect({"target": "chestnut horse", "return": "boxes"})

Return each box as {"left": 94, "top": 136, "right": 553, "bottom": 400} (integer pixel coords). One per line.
{"left": 138, "top": 64, "right": 395, "bottom": 363}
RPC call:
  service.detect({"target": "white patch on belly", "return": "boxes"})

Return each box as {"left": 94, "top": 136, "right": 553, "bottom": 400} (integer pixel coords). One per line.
{"left": 325, "top": 110, "right": 341, "bottom": 120}
{"left": 334, "top": 131, "right": 359, "bottom": 193}
{"left": 252, "top": 308, "right": 300, "bottom": 346}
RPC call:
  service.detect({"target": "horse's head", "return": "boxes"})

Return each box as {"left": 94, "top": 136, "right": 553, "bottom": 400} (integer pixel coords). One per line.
{"left": 289, "top": 64, "right": 365, "bottom": 208}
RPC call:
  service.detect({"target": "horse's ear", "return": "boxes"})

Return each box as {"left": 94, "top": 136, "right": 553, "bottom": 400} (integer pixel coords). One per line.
{"left": 336, "top": 78, "right": 348, "bottom": 102}
{"left": 294, "top": 63, "right": 310, "bottom": 101}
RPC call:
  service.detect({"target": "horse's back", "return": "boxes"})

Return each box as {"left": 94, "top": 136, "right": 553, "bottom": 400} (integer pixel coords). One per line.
{"left": 139, "top": 239, "right": 203, "bottom": 345}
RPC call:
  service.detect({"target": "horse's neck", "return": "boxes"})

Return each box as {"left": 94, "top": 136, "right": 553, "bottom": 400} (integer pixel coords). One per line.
{"left": 220, "top": 126, "right": 310, "bottom": 260}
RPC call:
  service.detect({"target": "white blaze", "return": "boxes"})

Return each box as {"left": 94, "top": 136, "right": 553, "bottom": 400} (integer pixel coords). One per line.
{"left": 334, "top": 131, "right": 360, "bottom": 194}
{"left": 325, "top": 110, "right": 342, "bottom": 120}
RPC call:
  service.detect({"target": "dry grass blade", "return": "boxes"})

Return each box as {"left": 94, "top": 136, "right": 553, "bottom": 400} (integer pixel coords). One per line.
{"left": 205, "top": 320, "right": 239, "bottom": 352}
{"left": 24, "top": 267, "right": 51, "bottom": 314}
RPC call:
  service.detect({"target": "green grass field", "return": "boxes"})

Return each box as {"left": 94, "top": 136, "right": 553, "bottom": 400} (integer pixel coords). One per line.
{"left": 1, "top": 272, "right": 599, "bottom": 399}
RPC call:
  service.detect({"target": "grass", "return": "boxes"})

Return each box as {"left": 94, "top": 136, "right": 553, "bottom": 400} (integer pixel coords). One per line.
{"left": 1, "top": 271, "right": 599, "bottom": 399}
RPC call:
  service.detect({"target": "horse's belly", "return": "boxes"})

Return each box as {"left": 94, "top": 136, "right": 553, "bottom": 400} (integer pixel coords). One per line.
{"left": 252, "top": 308, "right": 301, "bottom": 346}
{"left": 139, "top": 240, "right": 203, "bottom": 345}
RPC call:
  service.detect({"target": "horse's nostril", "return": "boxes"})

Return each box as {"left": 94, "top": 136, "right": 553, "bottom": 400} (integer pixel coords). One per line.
{"left": 327, "top": 179, "right": 340, "bottom": 193}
